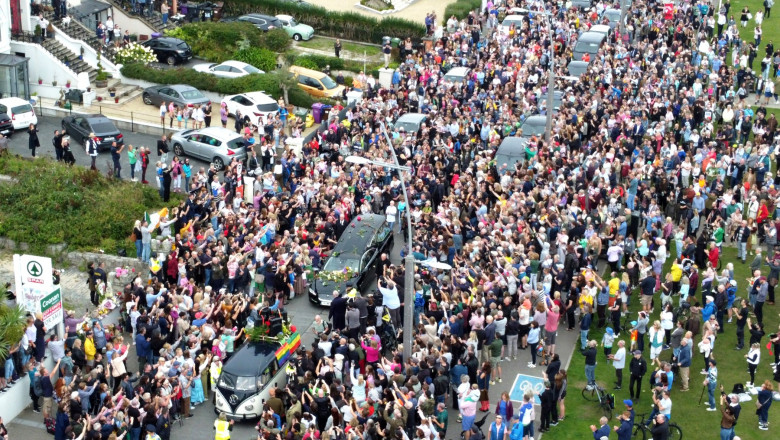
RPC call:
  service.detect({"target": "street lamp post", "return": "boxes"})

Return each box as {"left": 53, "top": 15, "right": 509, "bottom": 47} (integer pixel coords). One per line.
{"left": 346, "top": 124, "right": 415, "bottom": 362}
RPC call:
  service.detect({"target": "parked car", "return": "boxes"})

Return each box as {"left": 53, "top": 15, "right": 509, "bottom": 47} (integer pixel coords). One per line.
{"left": 193, "top": 60, "right": 264, "bottom": 78}
{"left": 572, "top": 31, "right": 607, "bottom": 61}
{"left": 517, "top": 115, "right": 547, "bottom": 138}
{"left": 394, "top": 112, "right": 428, "bottom": 134}
{"left": 0, "top": 113, "right": 14, "bottom": 137}
{"left": 279, "top": 0, "right": 313, "bottom": 7}
{"left": 275, "top": 14, "right": 314, "bottom": 41}
{"left": 288, "top": 66, "right": 345, "bottom": 98}
{"left": 0, "top": 97, "right": 37, "bottom": 131}
{"left": 571, "top": 0, "right": 593, "bottom": 9}
{"left": 170, "top": 127, "right": 248, "bottom": 170}
{"left": 309, "top": 213, "right": 393, "bottom": 306}
{"left": 493, "top": 136, "right": 529, "bottom": 172}
{"left": 142, "top": 84, "right": 210, "bottom": 109}
{"left": 602, "top": 8, "right": 624, "bottom": 29}
{"left": 443, "top": 66, "right": 470, "bottom": 84}
{"left": 500, "top": 12, "right": 529, "bottom": 35}
{"left": 61, "top": 114, "right": 123, "bottom": 150}
{"left": 222, "top": 91, "right": 279, "bottom": 127}
{"left": 237, "top": 13, "right": 283, "bottom": 31}
{"left": 567, "top": 60, "right": 590, "bottom": 77}
{"left": 141, "top": 37, "right": 193, "bottom": 65}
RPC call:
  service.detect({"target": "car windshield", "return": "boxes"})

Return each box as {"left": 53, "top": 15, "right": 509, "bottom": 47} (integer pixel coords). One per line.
{"left": 176, "top": 42, "right": 189, "bottom": 50}
{"left": 320, "top": 75, "right": 338, "bottom": 90}
{"left": 181, "top": 89, "right": 205, "bottom": 100}
{"left": 218, "top": 372, "right": 256, "bottom": 392}
{"left": 91, "top": 122, "right": 117, "bottom": 134}
{"left": 502, "top": 18, "right": 524, "bottom": 28}
{"left": 244, "top": 65, "right": 262, "bottom": 74}
{"left": 256, "top": 102, "right": 279, "bottom": 112}
{"left": 323, "top": 256, "right": 360, "bottom": 273}
{"left": 12, "top": 104, "right": 33, "bottom": 114}
{"left": 395, "top": 121, "right": 419, "bottom": 133}
{"left": 288, "top": 18, "right": 299, "bottom": 26}
{"left": 521, "top": 120, "right": 546, "bottom": 137}
{"left": 575, "top": 41, "right": 600, "bottom": 52}
{"left": 226, "top": 138, "right": 246, "bottom": 150}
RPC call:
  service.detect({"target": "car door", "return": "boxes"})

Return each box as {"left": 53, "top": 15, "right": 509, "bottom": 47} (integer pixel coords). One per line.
{"left": 229, "top": 95, "right": 248, "bottom": 118}
{"left": 358, "top": 247, "right": 376, "bottom": 289}
{"left": 296, "top": 75, "right": 316, "bottom": 96}
{"left": 212, "top": 64, "right": 233, "bottom": 78}
{"left": 75, "top": 117, "right": 91, "bottom": 143}
{"left": 185, "top": 133, "right": 206, "bottom": 159}
{"left": 165, "top": 88, "right": 183, "bottom": 107}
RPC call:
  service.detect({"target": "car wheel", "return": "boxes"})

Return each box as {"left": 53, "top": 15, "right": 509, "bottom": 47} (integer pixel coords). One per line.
{"left": 173, "top": 143, "right": 184, "bottom": 157}
{"left": 142, "top": 93, "right": 153, "bottom": 105}
{"left": 167, "top": 56, "right": 176, "bottom": 66}
{"left": 293, "top": 34, "right": 302, "bottom": 41}
{"left": 213, "top": 157, "right": 224, "bottom": 170}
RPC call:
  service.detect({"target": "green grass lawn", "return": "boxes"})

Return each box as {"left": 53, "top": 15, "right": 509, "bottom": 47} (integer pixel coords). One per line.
{"left": 734, "top": 0, "right": 780, "bottom": 71}
{"left": 296, "top": 36, "right": 382, "bottom": 58}
{"left": 555, "top": 245, "right": 780, "bottom": 440}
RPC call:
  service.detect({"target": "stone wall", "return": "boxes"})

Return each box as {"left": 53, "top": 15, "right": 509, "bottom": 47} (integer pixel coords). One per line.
{"left": 0, "top": 238, "right": 145, "bottom": 273}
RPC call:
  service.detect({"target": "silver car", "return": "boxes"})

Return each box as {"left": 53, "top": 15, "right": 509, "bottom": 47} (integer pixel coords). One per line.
{"left": 142, "top": 84, "right": 210, "bottom": 109}
{"left": 171, "top": 127, "right": 248, "bottom": 170}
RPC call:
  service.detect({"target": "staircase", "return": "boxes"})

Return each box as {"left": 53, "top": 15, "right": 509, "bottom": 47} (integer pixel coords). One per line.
{"left": 41, "top": 39, "right": 98, "bottom": 83}
{"left": 105, "top": 0, "right": 176, "bottom": 33}
{"left": 48, "top": 15, "right": 118, "bottom": 63}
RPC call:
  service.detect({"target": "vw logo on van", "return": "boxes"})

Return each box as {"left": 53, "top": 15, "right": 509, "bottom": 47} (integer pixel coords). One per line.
{"left": 228, "top": 394, "right": 239, "bottom": 405}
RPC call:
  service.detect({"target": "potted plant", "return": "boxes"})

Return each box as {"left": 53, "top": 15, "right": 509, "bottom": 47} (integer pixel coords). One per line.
{"left": 97, "top": 96, "right": 103, "bottom": 102}
{"left": 33, "top": 25, "right": 42, "bottom": 44}
{"left": 52, "top": 79, "right": 58, "bottom": 86}
{"left": 114, "top": 96, "right": 120, "bottom": 103}
{"left": 66, "top": 80, "right": 71, "bottom": 88}
{"left": 95, "top": 54, "right": 108, "bottom": 88}
{"left": 38, "top": 77, "right": 42, "bottom": 85}
{"left": 108, "top": 87, "right": 116, "bottom": 97}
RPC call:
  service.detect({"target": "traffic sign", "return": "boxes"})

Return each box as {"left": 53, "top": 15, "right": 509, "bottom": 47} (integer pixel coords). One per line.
{"left": 509, "top": 373, "right": 546, "bottom": 404}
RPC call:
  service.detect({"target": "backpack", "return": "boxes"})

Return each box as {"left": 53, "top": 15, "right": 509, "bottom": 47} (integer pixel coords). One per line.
{"left": 732, "top": 383, "right": 745, "bottom": 394}
{"left": 604, "top": 393, "right": 615, "bottom": 410}
{"left": 520, "top": 404, "right": 533, "bottom": 426}
{"left": 33, "top": 375, "right": 43, "bottom": 397}
{"left": 44, "top": 417, "right": 56, "bottom": 434}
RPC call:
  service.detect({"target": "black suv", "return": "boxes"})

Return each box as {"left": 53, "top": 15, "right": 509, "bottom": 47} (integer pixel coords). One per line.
{"left": 142, "top": 37, "right": 193, "bottom": 65}
{"left": 237, "top": 14, "right": 283, "bottom": 31}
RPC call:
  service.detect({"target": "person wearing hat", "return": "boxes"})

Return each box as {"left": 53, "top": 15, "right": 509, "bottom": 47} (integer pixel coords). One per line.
{"left": 628, "top": 350, "right": 647, "bottom": 402}
{"left": 145, "top": 423, "right": 161, "bottom": 440}
{"left": 213, "top": 412, "right": 234, "bottom": 440}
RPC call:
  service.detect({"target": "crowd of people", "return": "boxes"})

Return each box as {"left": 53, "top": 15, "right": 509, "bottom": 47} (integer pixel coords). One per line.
{"left": 8, "top": 0, "right": 780, "bottom": 439}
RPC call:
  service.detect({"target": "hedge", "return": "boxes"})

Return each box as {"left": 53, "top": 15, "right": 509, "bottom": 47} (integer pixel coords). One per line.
{"left": 121, "top": 63, "right": 315, "bottom": 108}
{"left": 222, "top": 0, "right": 425, "bottom": 42}
{"left": 233, "top": 47, "right": 278, "bottom": 73}
{"left": 285, "top": 52, "right": 380, "bottom": 74}
{"left": 0, "top": 152, "right": 183, "bottom": 252}
{"left": 443, "top": 0, "right": 481, "bottom": 22}
{"left": 164, "top": 22, "right": 290, "bottom": 62}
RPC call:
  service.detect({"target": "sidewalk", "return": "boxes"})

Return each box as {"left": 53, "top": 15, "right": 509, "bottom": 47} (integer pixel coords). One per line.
{"left": 319, "top": 0, "right": 457, "bottom": 22}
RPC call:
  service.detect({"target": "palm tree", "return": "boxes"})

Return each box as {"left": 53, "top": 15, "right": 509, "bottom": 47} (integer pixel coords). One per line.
{"left": 273, "top": 63, "right": 299, "bottom": 107}
{"left": 0, "top": 303, "right": 27, "bottom": 361}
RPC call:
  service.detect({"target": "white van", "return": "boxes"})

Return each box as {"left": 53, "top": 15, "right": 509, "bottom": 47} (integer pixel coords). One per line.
{"left": 0, "top": 97, "right": 38, "bottom": 131}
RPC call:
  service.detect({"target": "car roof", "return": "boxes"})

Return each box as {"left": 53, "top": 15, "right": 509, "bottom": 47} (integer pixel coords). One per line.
{"left": 151, "top": 36, "right": 184, "bottom": 43}
{"left": 221, "top": 60, "right": 252, "bottom": 69}
{"left": 577, "top": 31, "right": 607, "bottom": 42}
{"left": 503, "top": 14, "right": 527, "bottom": 21}
{"left": 221, "top": 342, "right": 280, "bottom": 376}
{"left": 194, "top": 127, "right": 243, "bottom": 140}
{"left": 167, "top": 84, "right": 199, "bottom": 92}
{"left": 590, "top": 24, "right": 612, "bottom": 33}
{"left": 82, "top": 114, "right": 112, "bottom": 121}
{"left": 0, "top": 97, "right": 30, "bottom": 105}
{"left": 330, "top": 214, "right": 386, "bottom": 258}
{"left": 241, "top": 91, "right": 276, "bottom": 103}
{"left": 496, "top": 136, "right": 529, "bottom": 155}
{"left": 241, "top": 13, "right": 276, "bottom": 19}
{"left": 396, "top": 112, "right": 427, "bottom": 123}
{"left": 445, "top": 66, "right": 470, "bottom": 76}
{"left": 523, "top": 115, "right": 547, "bottom": 124}
{"left": 289, "top": 65, "right": 327, "bottom": 79}
{"left": 276, "top": 14, "right": 294, "bottom": 20}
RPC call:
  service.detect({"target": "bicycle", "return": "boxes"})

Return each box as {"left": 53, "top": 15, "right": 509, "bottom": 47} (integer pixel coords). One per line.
{"left": 630, "top": 412, "right": 683, "bottom": 440}
{"left": 581, "top": 384, "right": 614, "bottom": 420}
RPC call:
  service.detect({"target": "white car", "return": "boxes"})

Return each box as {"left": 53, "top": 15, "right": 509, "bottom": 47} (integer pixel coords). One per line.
{"left": 0, "top": 97, "right": 37, "bottom": 130}
{"left": 193, "top": 60, "right": 264, "bottom": 78}
{"left": 222, "top": 91, "right": 279, "bottom": 127}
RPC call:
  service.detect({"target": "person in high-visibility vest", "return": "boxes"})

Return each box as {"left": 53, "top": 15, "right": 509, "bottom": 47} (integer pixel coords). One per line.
{"left": 214, "top": 412, "right": 234, "bottom": 440}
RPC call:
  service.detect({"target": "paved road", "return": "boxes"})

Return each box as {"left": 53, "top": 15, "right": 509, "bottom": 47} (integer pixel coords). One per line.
{"left": 5, "top": 116, "right": 213, "bottom": 175}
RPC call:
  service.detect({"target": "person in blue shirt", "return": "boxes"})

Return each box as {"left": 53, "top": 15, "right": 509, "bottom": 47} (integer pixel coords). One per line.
{"left": 488, "top": 415, "right": 507, "bottom": 440}
{"left": 614, "top": 411, "right": 633, "bottom": 440}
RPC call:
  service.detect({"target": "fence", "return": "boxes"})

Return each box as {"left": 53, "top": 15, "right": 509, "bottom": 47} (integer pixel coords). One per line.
{"left": 36, "top": 97, "right": 173, "bottom": 136}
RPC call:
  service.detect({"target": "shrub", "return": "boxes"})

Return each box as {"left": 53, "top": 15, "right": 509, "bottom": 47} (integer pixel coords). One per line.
{"left": 263, "top": 28, "right": 292, "bottom": 52}
{"left": 164, "top": 21, "right": 266, "bottom": 62}
{"left": 0, "top": 153, "right": 183, "bottom": 252}
{"left": 293, "top": 57, "right": 319, "bottom": 70}
{"left": 114, "top": 42, "right": 157, "bottom": 65}
{"left": 222, "top": 0, "right": 425, "bottom": 42}
{"left": 443, "top": 0, "right": 482, "bottom": 21}
{"left": 233, "top": 47, "right": 278, "bottom": 72}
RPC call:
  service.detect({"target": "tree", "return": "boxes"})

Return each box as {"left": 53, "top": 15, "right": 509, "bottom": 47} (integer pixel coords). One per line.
{"left": 0, "top": 303, "right": 27, "bottom": 361}
{"left": 272, "top": 62, "right": 299, "bottom": 107}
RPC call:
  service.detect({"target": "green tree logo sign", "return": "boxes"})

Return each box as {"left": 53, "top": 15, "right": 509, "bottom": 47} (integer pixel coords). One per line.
{"left": 27, "top": 261, "right": 43, "bottom": 277}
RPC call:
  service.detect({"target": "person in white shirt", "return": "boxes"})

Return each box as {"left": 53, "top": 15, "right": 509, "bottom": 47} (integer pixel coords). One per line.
{"left": 386, "top": 201, "right": 398, "bottom": 231}
{"left": 378, "top": 278, "right": 401, "bottom": 327}
{"left": 609, "top": 340, "right": 627, "bottom": 390}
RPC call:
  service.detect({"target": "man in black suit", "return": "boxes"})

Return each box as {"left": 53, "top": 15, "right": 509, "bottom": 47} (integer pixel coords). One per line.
{"left": 157, "top": 134, "right": 170, "bottom": 164}
{"left": 329, "top": 290, "right": 348, "bottom": 331}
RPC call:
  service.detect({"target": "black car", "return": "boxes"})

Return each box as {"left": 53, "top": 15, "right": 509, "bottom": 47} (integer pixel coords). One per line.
{"left": 237, "top": 14, "right": 283, "bottom": 31}
{"left": 141, "top": 37, "right": 193, "bottom": 65}
{"left": 309, "top": 213, "right": 393, "bottom": 306}
{"left": 0, "top": 113, "right": 13, "bottom": 136}
{"left": 61, "top": 114, "right": 123, "bottom": 151}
